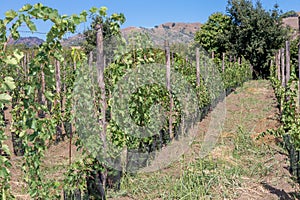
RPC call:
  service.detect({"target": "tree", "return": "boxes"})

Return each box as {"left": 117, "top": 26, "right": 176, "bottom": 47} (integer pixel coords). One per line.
{"left": 194, "top": 12, "right": 231, "bottom": 58}
{"left": 83, "top": 8, "right": 125, "bottom": 65}
{"left": 227, "top": 0, "right": 288, "bottom": 78}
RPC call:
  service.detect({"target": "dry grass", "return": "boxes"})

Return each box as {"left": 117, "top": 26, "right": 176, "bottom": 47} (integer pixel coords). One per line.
{"left": 110, "top": 80, "right": 300, "bottom": 199}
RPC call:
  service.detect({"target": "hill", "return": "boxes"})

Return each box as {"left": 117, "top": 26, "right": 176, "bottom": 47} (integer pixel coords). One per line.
{"left": 8, "top": 36, "right": 44, "bottom": 47}
{"left": 60, "top": 22, "right": 202, "bottom": 47}
{"left": 60, "top": 34, "right": 85, "bottom": 47}
{"left": 7, "top": 22, "right": 202, "bottom": 47}
{"left": 121, "top": 22, "right": 201, "bottom": 46}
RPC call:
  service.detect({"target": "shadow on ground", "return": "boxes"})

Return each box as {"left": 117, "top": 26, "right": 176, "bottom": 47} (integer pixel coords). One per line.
{"left": 262, "top": 182, "right": 300, "bottom": 200}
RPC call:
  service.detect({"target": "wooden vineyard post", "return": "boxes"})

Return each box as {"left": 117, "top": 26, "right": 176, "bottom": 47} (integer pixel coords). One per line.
{"left": 61, "top": 60, "right": 67, "bottom": 116}
{"left": 165, "top": 41, "right": 174, "bottom": 140}
{"left": 55, "top": 61, "right": 61, "bottom": 113}
{"left": 270, "top": 59, "right": 273, "bottom": 73}
{"left": 196, "top": 48, "right": 200, "bottom": 87}
{"left": 211, "top": 51, "right": 214, "bottom": 59}
{"left": 73, "top": 52, "right": 77, "bottom": 71}
{"left": 222, "top": 52, "right": 225, "bottom": 73}
{"left": 89, "top": 51, "right": 93, "bottom": 69}
{"left": 298, "top": 43, "right": 300, "bottom": 107}
{"left": 103, "top": 55, "right": 106, "bottom": 69}
{"left": 284, "top": 41, "right": 291, "bottom": 112}
{"left": 238, "top": 57, "right": 241, "bottom": 65}
{"left": 279, "top": 47, "right": 285, "bottom": 114}
{"left": 81, "top": 23, "right": 108, "bottom": 200}
{"left": 61, "top": 58, "right": 72, "bottom": 165}
{"left": 204, "top": 54, "right": 207, "bottom": 81}
{"left": 96, "top": 24, "right": 107, "bottom": 150}
{"left": 55, "top": 60, "right": 63, "bottom": 143}
{"left": 286, "top": 41, "right": 291, "bottom": 85}
{"left": 38, "top": 65, "right": 46, "bottom": 118}
{"left": 281, "top": 48, "right": 285, "bottom": 87}
{"left": 95, "top": 23, "right": 108, "bottom": 196}
{"left": 88, "top": 51, "right": 97, "bottom": 108}
{"left": 276, "top": 50, "right": 281, "bottom": 81}
{"left": 55, "top": 60, "right": 61, "bottom": 103}
{"left": 26, "top": 52, "right": 30, "bottom": 81}
{"left": 22, "top": 52, "right": 26, "bottom": 79}
{"left": 41, "top": 65, "right": 46, "bottom": 111}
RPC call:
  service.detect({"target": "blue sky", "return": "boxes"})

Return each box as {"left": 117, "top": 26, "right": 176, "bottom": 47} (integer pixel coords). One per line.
{"left": 0, "top": 0, "right": 299, "bottom": 39}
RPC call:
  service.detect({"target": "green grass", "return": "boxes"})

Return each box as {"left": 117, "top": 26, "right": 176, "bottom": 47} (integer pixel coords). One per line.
{"left": 106, "top": 80, "right": 284, "bottom": 199}
{"left": 107, "top": 125, "right": 278, "bottom": 199}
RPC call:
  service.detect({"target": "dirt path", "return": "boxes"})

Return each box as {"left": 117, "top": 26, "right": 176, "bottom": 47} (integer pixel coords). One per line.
{"left": 211, "top": 80, "right": 299, "bottom": 199}
{"left": 111, "top": 80, "right": 300, "bottom": 199}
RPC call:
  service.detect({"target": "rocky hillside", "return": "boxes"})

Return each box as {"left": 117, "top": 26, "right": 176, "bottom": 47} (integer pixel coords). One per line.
{"left": 122, "top": 22, "right": 201, "bottom": 46}
{"left": 60, "top": 34, "right": 85, "bottom": 47}
{"left": 60, "top": 22, "right": 202, "bottom": 47}
{"left": 8, "top": 36, "right": 44, "bottom": 47}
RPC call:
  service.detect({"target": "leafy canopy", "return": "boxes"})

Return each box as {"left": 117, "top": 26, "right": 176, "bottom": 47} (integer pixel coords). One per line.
{"left": 194, "top": 12, "right": 231, "bottom": 58}
{"left": 227, "top": 0, "right": 288, "bottom": 78}
{"left": 195, "top": 0, "right": 288, "bottom": 78}
{"left": 82, "top": 7, "right": 125, "bottom": 55}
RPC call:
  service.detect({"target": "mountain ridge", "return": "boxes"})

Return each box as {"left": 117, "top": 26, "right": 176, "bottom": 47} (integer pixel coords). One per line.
{"left": 121, "top": 22, "right": 201, "bottom": 46}
{"left": 8, "top": 36, "right": 44, "bottom": 47}
{"left": 9, "top": 22, "right": 202, "bottom": 47}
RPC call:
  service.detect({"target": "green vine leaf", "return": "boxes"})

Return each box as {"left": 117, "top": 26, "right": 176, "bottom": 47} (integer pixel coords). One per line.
{"left": 89, "top": 7, "right": 98, "bottom": 14}
{"left": 25, "top": 19, "right": 37, "bottom": 32}
{"left": 0, "top": 93, "right": 12, "bottom": 104}
{"left": 5, "top": 10, "right": 17, "bottom": 21}
{"left": 99, "top": 6, "right": 108, "bottom": 16}
{"left": 3, "top": 77, "right": 16, "bottom": 91}
{"left": 13, "top": 50, "right": 24, "bottom": 61}
{"left": 19, "top": 4, "right": 33, "bottom": 12}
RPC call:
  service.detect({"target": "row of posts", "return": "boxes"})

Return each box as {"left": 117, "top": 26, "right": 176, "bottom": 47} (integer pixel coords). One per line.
{"left": 275, "top": 40, "right": 300, "bottom": 108}
{"left": 164, "top": 42, "right": 242, "bottom": 140}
